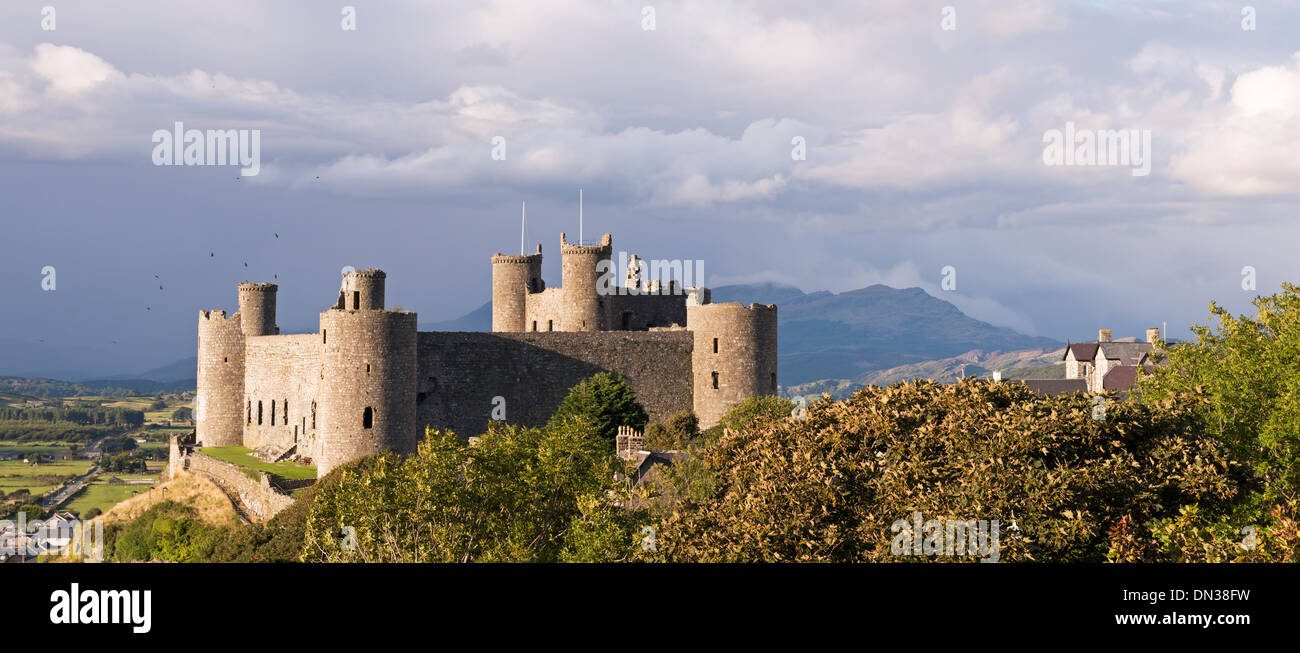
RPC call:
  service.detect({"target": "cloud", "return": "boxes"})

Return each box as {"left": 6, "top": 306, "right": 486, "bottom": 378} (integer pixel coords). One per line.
{"left": 1168, "top": 52, "right": 1300, "bottom": 196}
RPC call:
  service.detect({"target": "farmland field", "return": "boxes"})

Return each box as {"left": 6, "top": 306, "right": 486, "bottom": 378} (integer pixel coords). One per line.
{"left": 0, "top": 458, "right": 93, "bottom": 496}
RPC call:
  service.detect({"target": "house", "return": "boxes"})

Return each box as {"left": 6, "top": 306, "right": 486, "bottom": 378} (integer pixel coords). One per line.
{"left": 1063, "top": 328, "right": 1161, "bottom": 394}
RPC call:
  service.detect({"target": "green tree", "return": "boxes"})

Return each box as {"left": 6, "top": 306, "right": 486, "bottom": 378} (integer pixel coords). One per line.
{"left": 171, "top": 406, "right": 193, "bottom": 421}
{"left": 16, "top": 504, "right": 44, "bottom": 521}
{"left": 1138, "top": 283, "right": 1300, "bottom": 513}
{"left": 302, "top": 421, "right": 644, "bottom": 562}
{"left": 644, "top": 410, "right": 700, "bottom": 450}
{"left": 546, "top": 372, "right": 648, "bottom": 449}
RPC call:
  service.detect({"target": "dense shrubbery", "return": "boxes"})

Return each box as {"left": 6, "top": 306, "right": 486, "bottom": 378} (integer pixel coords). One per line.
{"left": 647, "top": 380, "right": 1243, "bottom": 562}
{"left": 301, "top": 419, "right": 643, "bottom": 562}
{"left": 106, "top": 501, "right": 226, "bottom": 562}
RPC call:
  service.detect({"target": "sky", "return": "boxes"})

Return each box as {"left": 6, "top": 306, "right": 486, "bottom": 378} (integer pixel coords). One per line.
{"left": 2, "top": 0, "right": 1300, "bottom": 377}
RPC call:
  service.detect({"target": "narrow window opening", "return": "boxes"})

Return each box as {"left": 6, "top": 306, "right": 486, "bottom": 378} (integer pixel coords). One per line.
{"left": 271, "top": 400, "right": 276, "bottom": 426}
{"left": 283, "top": 399, "right": 288, "bottom": 424}
{"left": 366, "top": 363, "right": 371, "bottom": 374}
{"left": 711, "top": 372, "right": 719, "bottom": 389}
{"left": 547, "top": 320, "right": 554, "bottom": 331}
{"left": 353, "top": 291, "right": 360, "bottom": 310}
{"left": 311, "top": 401, "right": 316, "bottom": 430}
{"left": 323, "top": 329, "right": 327, "bottom": 344}
{"left": 257, "top": 401, "right": 263, "bottom": 425}
{"left": 532, "top": 321, "right": 537, "bottom": 331}
{"left": 363, "top": 406, "right": 374, "bottom": 429}
{"left": 712, "top": 338, "right": 718, "bottom": 353}
{"left": 247, "top": 401, "right": 251, "bottom": 425}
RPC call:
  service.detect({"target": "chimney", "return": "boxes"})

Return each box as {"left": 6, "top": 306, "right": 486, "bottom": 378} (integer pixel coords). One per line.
{"left": 1146, "top": 327, "right": 1160, "bottom": 343}
{"left": 1098, "top": 329, "right": 1112, "bottom": 343}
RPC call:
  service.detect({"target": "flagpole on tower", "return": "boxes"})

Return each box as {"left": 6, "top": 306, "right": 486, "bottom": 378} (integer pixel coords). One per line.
{"left": 521, "top": 201, "right": 526, "bottom": 255}
{"left": 579, "top": 188, "right": 583, "bottom": 244}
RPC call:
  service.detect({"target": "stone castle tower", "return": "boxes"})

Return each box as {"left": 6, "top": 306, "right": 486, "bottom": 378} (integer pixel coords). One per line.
{"left": 195, "top": 231, "right": 778, "bottom": 478}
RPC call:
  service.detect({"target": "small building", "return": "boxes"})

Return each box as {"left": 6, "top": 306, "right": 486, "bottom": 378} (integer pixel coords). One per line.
{"left": 1063, "top": 328, "right": 1161, "bottom": 394}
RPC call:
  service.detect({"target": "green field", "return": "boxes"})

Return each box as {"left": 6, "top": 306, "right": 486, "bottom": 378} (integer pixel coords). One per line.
{"left": 199, "top": 446, "right": 317, "bottom": 481}
{"left": 63, "top": 482, "right": 150, "bottom": 516}
{"left": 0, "top": 458, "right": 94, "bottom": 496}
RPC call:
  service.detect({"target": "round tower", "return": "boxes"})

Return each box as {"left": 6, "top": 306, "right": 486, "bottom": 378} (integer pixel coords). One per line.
{"left": 491, "top": 247, "right": 542, "bottom": 332}
{"left": 195, "top": 309, "right": 246, "bottom": 447}
{"left": 687, "top": 302, "right": 779, "bottom": 429}
{"left": 316, "top": 308, "right": 418, "bottom": 477}
{"left": 339, "top": 268, "right": 386, "bottom": 311}
{"left": 237, "top": 282, "right": 278, "bottom": 337}
{"left": 560, "top": 232, "right": 611, "bottom": 331}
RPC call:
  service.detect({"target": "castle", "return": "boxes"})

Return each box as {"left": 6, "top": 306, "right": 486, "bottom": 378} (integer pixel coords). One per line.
{"left": 194, "top": 232, "right": 778, "bottom": 477}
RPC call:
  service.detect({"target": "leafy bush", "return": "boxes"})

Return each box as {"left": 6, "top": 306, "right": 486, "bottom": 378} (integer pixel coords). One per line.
{"left": 649, "top": 379, "right": 1244, "bottom": 562}
{"left": 302, "top": 420, "right": 643, "bottom": 562}
{"left": 643, "top": 410, "right": 699, "bottom": 450}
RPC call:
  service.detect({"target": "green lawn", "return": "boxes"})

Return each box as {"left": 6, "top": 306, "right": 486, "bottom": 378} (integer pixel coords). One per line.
{"left": 0, "top": 459, "right": 94, "bottom": 496}
{"left": 199, "top": 446, "right": 317, "bottom": 481}
{"left": 63, "top": 482, "right": 150, "bottom": 517}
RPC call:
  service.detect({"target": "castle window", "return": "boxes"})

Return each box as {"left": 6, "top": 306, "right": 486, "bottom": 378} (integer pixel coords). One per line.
{"left": 223, "top": 356, "right": 228, "bottom": 363}
{"left": 323, "top": 329, "right": 327, "bottom": 344}
{"left": 271, "top": 400, "right": 276, "bottom": 426}
{"left": 258, "top": 401, "right": 263, "bottom": 425}
{"left": 247, "top": 401, "right": 252, "bottom": 425}
{"left": 366, "top": 363, "right": 371, "bottom": 375}
{"left": 353, "top": 291, "right": 360, "bottom": 310}
{"left": 532, "top": 321, "right": 537, "bottom": 331}
{"left": 713, "top": 338, "right": 718, "bottom": 354}
{"left": 284, "top": 399, "right": 288, "bottom": 424}
{"left": 712, "top": 372, "right": 719, "bottom": 389}
{"left": 547, "top": 320, "right": 553, "bottom": 331}
{"left": 363, "top": 406, "right": 373, "bottom": 429}
{"left": 311, "top": 402, "right": 316, "bottom": 430}
{"left": 294, "top": 425, "right": 298, "bottom": 442}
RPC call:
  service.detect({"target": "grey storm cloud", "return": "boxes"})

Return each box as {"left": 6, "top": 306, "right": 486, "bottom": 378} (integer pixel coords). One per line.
{"left": 1, "top": 0, "right": 1299, "bottom": 376}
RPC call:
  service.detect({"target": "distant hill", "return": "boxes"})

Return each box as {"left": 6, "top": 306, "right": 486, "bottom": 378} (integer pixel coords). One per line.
{"left": 95, "top": 357, "right": 197, "bottom": 383}
{"left": 784, "top": 348, "right": 1065, "bottom": 400}
{"left": 424, "top": 283, "right": 1063, "bottom": 387}
{"left": 712, "top": 283, "right": 1062, "bottom": 385}
{"left": 423, "top": 301, "right": 492, "bottom": 332}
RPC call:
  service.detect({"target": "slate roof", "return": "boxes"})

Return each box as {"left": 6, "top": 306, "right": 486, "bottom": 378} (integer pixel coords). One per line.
{"left": 1097, "top": 342, "right": 1153, "bottom": 366}
{"left": 1063, "top": 343, "right": 1099, "bottom": 362}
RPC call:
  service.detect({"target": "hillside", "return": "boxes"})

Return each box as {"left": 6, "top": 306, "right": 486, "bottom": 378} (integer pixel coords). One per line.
{"left": 712, "top": 283, "right": 1062, "bottom": 385}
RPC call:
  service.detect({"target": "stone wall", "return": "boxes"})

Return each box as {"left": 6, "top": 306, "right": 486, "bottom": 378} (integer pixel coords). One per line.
{"left": 184, "top": 451, "right": 298, "bottom": 522}
{"left": 243, "top": 334, "right": 322, "bottom": 458}
{"left": 415, "top": 330, "right": 694, "bottom": 438}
